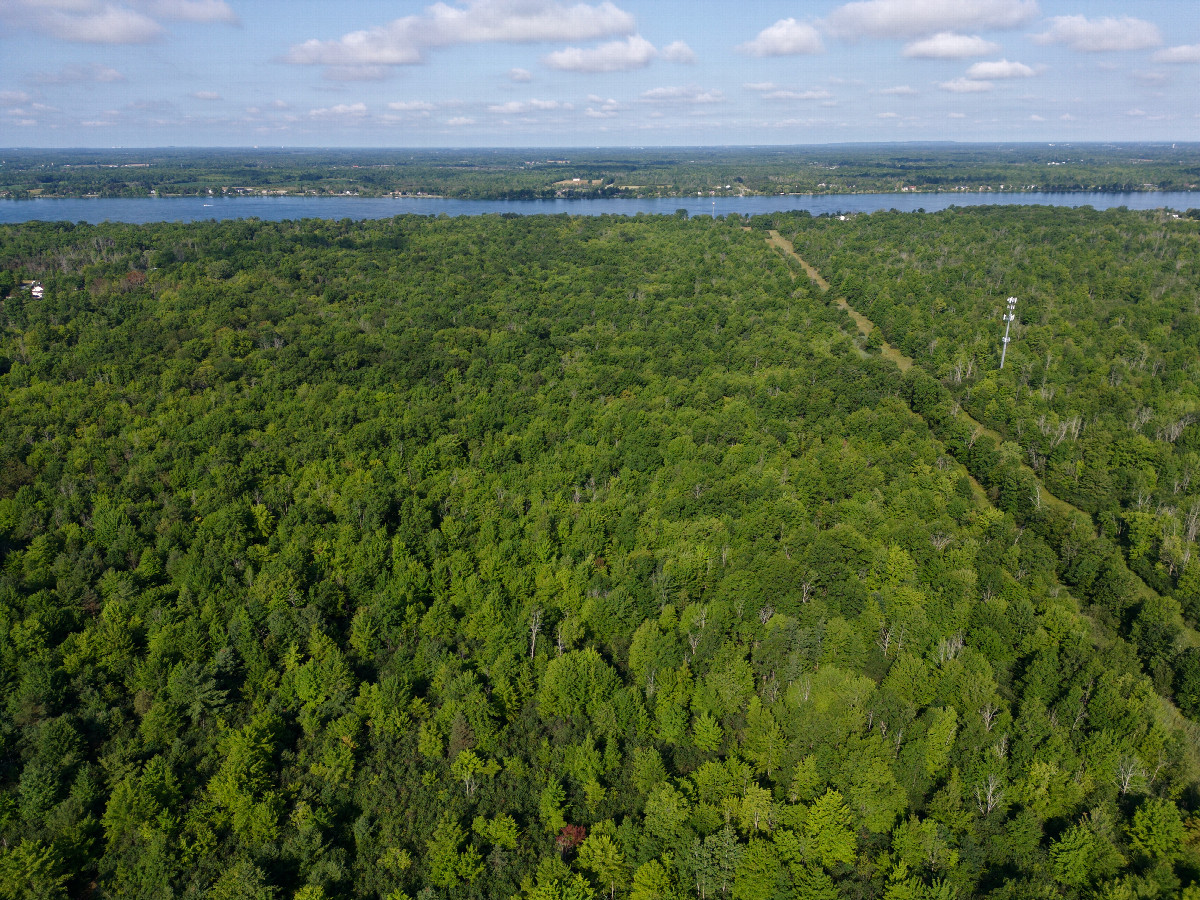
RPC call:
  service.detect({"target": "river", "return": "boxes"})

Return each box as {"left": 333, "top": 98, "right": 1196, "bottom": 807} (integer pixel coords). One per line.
{"left": 0, "top": 191, "right": 1196, "bottom": 224}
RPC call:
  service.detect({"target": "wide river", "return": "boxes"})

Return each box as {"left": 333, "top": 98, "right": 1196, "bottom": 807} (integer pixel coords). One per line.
{"left": 0, "top": 191, "right": 1196, "bottom": 224}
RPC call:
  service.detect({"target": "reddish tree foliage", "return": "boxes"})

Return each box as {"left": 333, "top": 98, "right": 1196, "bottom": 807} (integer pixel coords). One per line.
{"left": 556, "top": 824, "right": 587, "bottom": 853}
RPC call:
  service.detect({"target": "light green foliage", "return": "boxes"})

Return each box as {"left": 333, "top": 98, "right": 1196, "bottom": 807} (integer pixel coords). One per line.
{"left": 644, "top": 783, "right": 691, "bottom": 843}
{"left": 0, "top": 841, "right": 69, "bottom": 900}
{"left": 1050, "top": 823, "right": 1098, "bottom": 887}
{"left": 577, "top": 833, "right": 627, "bottom": 899}
{"left": 692, "top": 711, "right": 723, "bottom": 752}
{"left": 1, "top": 209, "right": 1199, "bottom": 900}
{"left": 1127, "top": 798, "right": 1186, "bottom": 862}
{"left": 539, "top": 777, "right": 567, "bottom": 835}
{"left": 732, "top": 841, "right": 781, "bottom": 900}
{"left": 805, "top": 790, "right": 857, "bottom": 869}
{"left": 629, "top": 859, "right": 676, "bottom": 900}
{"left": 473, "top": 813, "right": 519, "bottom": 850}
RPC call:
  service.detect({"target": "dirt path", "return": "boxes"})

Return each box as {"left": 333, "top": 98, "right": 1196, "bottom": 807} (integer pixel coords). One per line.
{"left": 766, "top": 228, "right": 1170, "bottom": 595}
{"left": 768, "top": 230, "right": 913, "bottom": 372}
{"left": 766, "top": 227, "right": 1200, "bottom": 725}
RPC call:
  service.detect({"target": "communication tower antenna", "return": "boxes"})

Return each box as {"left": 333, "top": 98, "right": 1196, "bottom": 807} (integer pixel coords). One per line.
{"left": 999, "top": 296, "right": 1018, "bottom": 369}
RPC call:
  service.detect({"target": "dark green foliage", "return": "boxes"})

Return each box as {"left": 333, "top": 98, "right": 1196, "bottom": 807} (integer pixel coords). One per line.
{"left": 0, "top": 211, "right": 1197, "bottom": 899}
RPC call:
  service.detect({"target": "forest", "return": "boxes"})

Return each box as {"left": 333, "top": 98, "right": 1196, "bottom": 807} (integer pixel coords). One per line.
{"left": 0, "top": 209, "right": 1198, "bottom": 900}
{"left": 2, "top": 144, "right": 1199, "bottom": 200}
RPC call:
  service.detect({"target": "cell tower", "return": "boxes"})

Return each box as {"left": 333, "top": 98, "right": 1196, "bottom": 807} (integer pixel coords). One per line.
{"left": 999, "top": 296, "right": 1018, "bottom": 369}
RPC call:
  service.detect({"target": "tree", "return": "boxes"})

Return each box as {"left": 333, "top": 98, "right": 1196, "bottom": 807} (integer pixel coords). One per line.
{"left": 578, "top": 833, "right": 628, "bottom": 899}
{"left": 732, "top": 841, "right": 781, "bottom": 900}
{"left": 0, "top": 841, "right": 69, "bottom": 900}
{"left": 630, "top": 859, "right": 676, "bottom": 900}
{"left": 1049, "top": 824, "right": 1098, "bottom": 887}
{"left": 805, "top": 790, "right": 857, "bottom": 869}
{"left": 1126, "top": 798, "right": 1185, "bottom": 863}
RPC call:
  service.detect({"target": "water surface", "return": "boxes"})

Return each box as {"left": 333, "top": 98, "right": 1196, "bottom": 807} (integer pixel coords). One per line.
{"left": 1, "top": 191, "right": 1196, "bottom": 224}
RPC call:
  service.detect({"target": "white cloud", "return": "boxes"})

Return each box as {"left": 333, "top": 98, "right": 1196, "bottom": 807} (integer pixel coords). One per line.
{"left": 1029, "top": 114, "right": 1044, "bottom": 121}
{"left": 762, "top": 89, "right": 833, "bottom": 101}
{"left": 324, "top": 65, "right": 393, "bottom": 81}
{"left": 903, "top": 32, "right": 999, "bottom": 58}
{"left": 938, "top": 77, "right": 993, "bottom": 92}
{"left": 0, "top": 91, "right": 32, "bottom": 104}
{"left": 544, "top": 34, "right": 656, "bottom": 72}
{"left": 33, "top": 63, "right": 126, "bottom": 85}
{"left": 825, "top": 0, "right": 1038, "bottom": 39}
{"left": 308, "top": 102, "right": 368, "bottom": 119}
{"left": 2, "top": 0, "right": 237, "bottom": 43}
{"left": 1060, "top": 113, "right": 1074, "bottom": 120}
{"left": 447, "top": 116, "right": 475, "bottom": 126}
{"left": 286, "top": 0, "right": 635, "bottom": 68}
{"left": 585, "top": 96, "right": 621, "bottom": 117}
{"left": 738, "top": 18, "right": 823, "bottom": 56}
{"left": 743, "top": 82, "right": 778, "bottom": 92}
{"left": 1033, "top": 16, "right": 1161, "bottom": 52}
{"left": 508, "top": 67, "right": 533, "bottom": 81}
{"left": 388, "top": 100, "right": 436, "bottom": 112}
{"left": 192, "top": 90, "right": 221, "bottom": 100}
{"left": 145, "top": 0, "right": 236, "bottom": 23}
{"left": 880, "top": 85, "right": 917, "bottom": 95}
{"left": 640, "top": 85, "right": 724, "bottom": 104}
{"left": 81, "top": 119, "right": 115, "bottom": 126}
{"left": 662, "top": 40, "right": 696, "bottom": 63}
{"left": 966, "top": 58, "right": 1035, "bottom": 79}
{"left": 43, "top": 6, "right": 164, "bottom": 43}
{"left": 877, "top": 111, "right": 899, "bottom": 118}
{"left": 947, "top": 112, "right": 967, "bottom": 118}
{"left": 1126, "top": 108, "right": 1146, "bottom": 117}
{"left": 1153, "top": 44, "right": 1200, "bottom": 63}
{"left": 487, "top": 98, "right": 570, "bottom": 113}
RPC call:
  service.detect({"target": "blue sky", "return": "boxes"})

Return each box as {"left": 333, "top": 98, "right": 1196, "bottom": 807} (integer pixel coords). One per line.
{"left": 2, "top": 0, "right": 1198, "bottom": 146}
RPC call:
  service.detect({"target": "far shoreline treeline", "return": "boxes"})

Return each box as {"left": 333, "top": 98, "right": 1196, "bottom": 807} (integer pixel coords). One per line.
{"left": 2, "top": 143, "right": 1198, "bottom": 201}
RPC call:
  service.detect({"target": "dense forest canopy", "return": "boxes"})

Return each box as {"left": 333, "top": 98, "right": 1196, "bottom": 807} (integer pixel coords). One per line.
{"left": 2, "top": 144, "right": 1199, "bottom": 200}
{"left": 0, "top": 210, "right": 1198, "bottom": 899}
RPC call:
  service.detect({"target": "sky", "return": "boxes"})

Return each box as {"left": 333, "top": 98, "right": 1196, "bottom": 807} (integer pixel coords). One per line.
{"left": 2, "top": 0, "right": 1199, "bottom": 147}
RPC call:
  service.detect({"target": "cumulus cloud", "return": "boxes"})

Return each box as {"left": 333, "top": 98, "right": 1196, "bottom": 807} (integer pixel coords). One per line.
{"left": 743, "top": 82, "right": 779, "bottom": 92}
{"left": 446, "top": 116, "right": 475, "bottom": 126}
{"left": 1033, "top": 16, "right": 1161, "bottom": 52}
{"left": 487, "top": 98, "right": 571, "bottom": 113}
{"left": 880, "top": 85, "right": 917, "bottom": 95}
{"left": 761, "top": 89, "right": 833, "bottom": 101}
{"left": 966, "top": 59, "right": 1035, "bottom": 79}
{"left": 640, "top": 85, "right": 724, "bottom": 104}
{"left": 1029, "top": 114, "right": 1044, "bottom": 121}
{"left": 662, "top": 40, "right": 696, "bottom": 63}
{"left": 508, "top": 67, "right": 533, "bottom": 81}
{"left": 388, "top": 100, "right": 436, "bottom": 112}
{"left": 324, "top": 66, "right": 393, "bottom": 81}
{"left": 286, "top": 0, "right": 635, "bottom": 70}
{"left": 0, "top": 90, "right": 32, "bottom": 104}
{"left": 2, "top": 0, "right": 236, "bottom": 43}
{"left": 938, "top": 77, "right": 993, "bottom": 92}
{"left": 1153, "top": 44, "right": 1200, "bottom": 63}
{"left": 585, "top": 95, "right": 621, "bottom": 117}
{"left": 191, "top": 90, "right": 221, "bottom": 100}
{"left": 145, "top": 0, "right": 237, "bottom": 23}
{"left": 903, "top": 32, "right": 999, "bottom": 58}
{"left": 32, "top": 63, "right": 126, "bottom": 85}
{"left": 877, "top": 111, "right": 899, "bottom": 118}
{"left": 544, "top": 34, "right": 656, "bottom": 72}
{"left": 824, "top": 0, "right": 1038, "bottom": 39}
{"left": 738, "top": 18, "right": 823, "bottom": 56}
{"left": 308, "top": 102, "right": 368, "bottom": 119}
